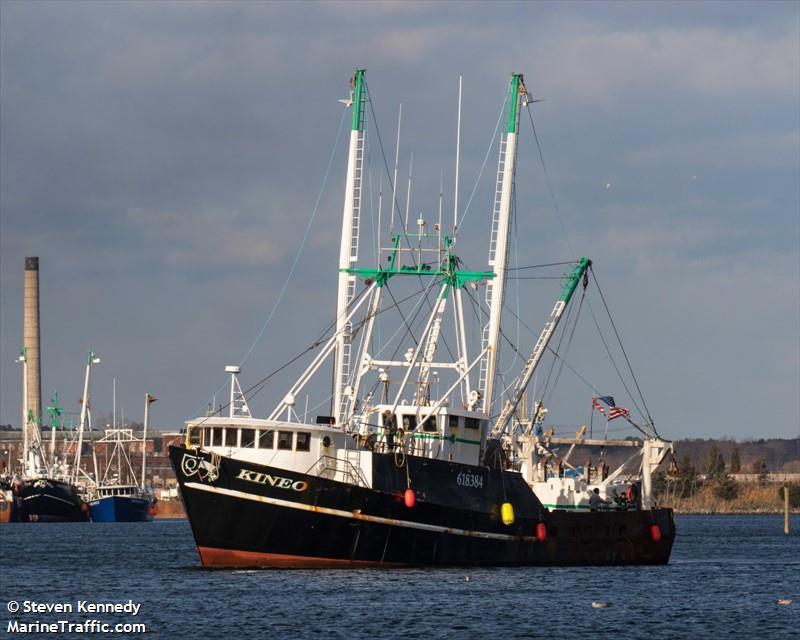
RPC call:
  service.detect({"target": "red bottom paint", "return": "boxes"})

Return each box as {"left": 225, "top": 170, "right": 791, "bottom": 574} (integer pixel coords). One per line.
{"left": 197, "top": 546, "right": 406, "bottom": 569}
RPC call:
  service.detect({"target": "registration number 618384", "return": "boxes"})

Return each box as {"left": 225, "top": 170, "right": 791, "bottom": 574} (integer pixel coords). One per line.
{"left": 456, "top": 471, "right": 484, "bottom": 489}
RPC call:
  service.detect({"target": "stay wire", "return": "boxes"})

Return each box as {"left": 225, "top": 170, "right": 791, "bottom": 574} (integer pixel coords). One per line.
{"left": 462, "top": 285, "right": 525, "bottom": 420}
{"left": 548, "top": 287, "right": 586, "bottom": 399}
{"left": 457, "top": 90, "right": 508, "bottom": 232}
{"left": 590, "top": 268, "right": 658, "bottom": 436}
{"left": 364, "top": 82, "right": 458, "bottom": 363}
{"left": 526, "top": 103, "right": 657, "bottom": 436}
{"left": 509, "top": 261, "right": 576, "bottom": 271}
{"left": 189, "top": 106, "right": 349, "bottom": 419}
{"left": 199, "top": 282, "right": 428, "bottom": 426}
{"left": 364, "top": 82, "right": 418, "bottom": 266}
{"left": 464, "top": 276, "right": 604, "bottom": 410}
{"left": 584, "top": 299, "right": 643, "bottom": 420}
{"left": 463, "top": 264, "right": 595, "bottom": 418}
{"left": 245, "top": 281, "right": 429, "bottom": 413}
{"left": 502, "top": 187, "right": 522, "bottom": 377}
{"left": 223, "top": 283, "right": 372, "bottom": 423}
{"left": 240, "top": 106, "right": 349, "bottom": 366}
{"left": 539, "top": 288, "right": 576, "bottom": 402}
{"left": 525, "top": 104, "right": 574, "bottom": 257}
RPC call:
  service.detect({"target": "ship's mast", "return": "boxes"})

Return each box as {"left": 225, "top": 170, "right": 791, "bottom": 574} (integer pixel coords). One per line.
{"left": 479, "top": 73, "right": 528, "bottom": 416}
{"left": 333, "top": 68, "right": 367, "bottom": 426}
{"left": 17, "top": 348, "right": 30, "bottom": 471}
{"left": 73, "top": 351, "right": 100, "bottom": 484}
{"left": 142, "top": 393, "right": 156, "bottom": 490}
{"left": 225, "top": 365, "right": 251, "bottom": 418}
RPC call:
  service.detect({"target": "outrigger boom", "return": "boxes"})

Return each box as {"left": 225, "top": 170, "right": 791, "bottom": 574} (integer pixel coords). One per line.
{"left": 493, "top": 257, "right": 592, "bottom": 436}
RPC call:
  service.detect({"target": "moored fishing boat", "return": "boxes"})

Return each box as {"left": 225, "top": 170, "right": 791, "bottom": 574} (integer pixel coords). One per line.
{"left": 171, "top": 69, "right": 676, "bottom": 567}
{"left": 87, "top": 388, "right": 158, "bottom": 522}
{"left": 89, "top": 488, "right": 155, "bottom": 522}
{"left": 10, "top": 349, "right": 89, "bottom": 523}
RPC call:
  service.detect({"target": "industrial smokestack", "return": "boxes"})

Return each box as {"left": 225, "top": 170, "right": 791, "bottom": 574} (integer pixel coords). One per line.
{"left": 23, "top": 257, "right": 42, "bottom": 429}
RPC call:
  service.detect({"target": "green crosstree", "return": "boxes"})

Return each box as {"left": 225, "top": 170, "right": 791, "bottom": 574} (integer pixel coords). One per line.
{"left": 342, "top": 234, "right": 495, "bottom": 292}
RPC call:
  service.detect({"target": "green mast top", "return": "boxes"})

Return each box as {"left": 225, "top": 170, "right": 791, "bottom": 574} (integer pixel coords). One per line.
{"left": 506, "top": 73, "right": 526, "bottom": 134}
{"left": 559, "top": 257, "right": 592, "bottom": 303}
{"left": 351, "top": 69, "right": 366, "bottom": 131}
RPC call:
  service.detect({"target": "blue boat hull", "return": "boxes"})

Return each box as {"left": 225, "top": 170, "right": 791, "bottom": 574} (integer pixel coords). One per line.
{"left": 89, "top": 495, "right": 154, "bottom": 522}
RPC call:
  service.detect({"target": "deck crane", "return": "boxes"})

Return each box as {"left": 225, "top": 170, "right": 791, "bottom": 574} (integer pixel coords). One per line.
{"left": 491, "top": 257, "right": 591, "bottom": 437}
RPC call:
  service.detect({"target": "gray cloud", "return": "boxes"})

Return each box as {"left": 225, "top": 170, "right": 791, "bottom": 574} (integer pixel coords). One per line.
{"left": 1, "top": 1, "right": 797, "bottom": 439}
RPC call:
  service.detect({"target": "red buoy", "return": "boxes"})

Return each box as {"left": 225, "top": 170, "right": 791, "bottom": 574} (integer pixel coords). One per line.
{"left": 404, "top": 488, "right": 415, "bottom": 508}
{"left": 536, "top": 522, "right": 548, "bottom": 542}
{"left": 650, "top": 524, "right": 662, "bottom": 542}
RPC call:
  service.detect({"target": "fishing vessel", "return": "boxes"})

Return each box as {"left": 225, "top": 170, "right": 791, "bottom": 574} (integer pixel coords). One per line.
{"left": 170, "top": 70, "right": 676, "bottom": 567}
{"left": 88, "top": 394, "right": 157, "bottom": 522}
{"left": 10, "top": 350, "right": 89, "bottom": 522}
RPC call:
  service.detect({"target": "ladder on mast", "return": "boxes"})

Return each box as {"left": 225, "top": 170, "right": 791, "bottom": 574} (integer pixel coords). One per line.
{"left": 478, "top": 134, "right": 508, "bottom": 399}
{"left": 334, "top": 69, "right": 367, "bottom": 425}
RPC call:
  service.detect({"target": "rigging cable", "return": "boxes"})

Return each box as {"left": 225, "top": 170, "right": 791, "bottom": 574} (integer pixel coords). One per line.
{"left": 240, "top": 106, "right": 349, "bottom": 366}
{"left": 525, "top": 103, "right": 658, "bottom": 437}
{"left": 364, "top": 82, "right": 458, "bottom": 363}
{"left": 379, "top": 279, "right": 431, "bottom": 354}
{"left": 457, "top": 88, "right": 509, "bottom": 233}
{"left": 497, "top": 281, "right": 649, "bottom": 439}
{"left": 590, "top": 268, "right": 659, "bottom": 437}
{"left": 364, "top": 83, "right": 416, "bottom": 263}
{"left": 541, "top": 284, "right": 586, "bottom": 407}
{"left": 189, "top": 106, "right": 350, "bottom": 419}
{"left": 584, "top": 298, "right": 645, "bottom": 421}
{"left": 548, "top": 287, "right": 586, "bottom": 398}
{"left": 502, "top": 186, "right": 522, "bottom": 376}
{"left": 197, "top": 282, "right": 428, "bottom": 426}
{"left": 509, "top": 261, "right": 576, "bottom": 270}
{"left": 466, "top": 274, "right": 602, "bottom": 400}
{"left": 525, "top": 104, "right": 574, "bottom": 257}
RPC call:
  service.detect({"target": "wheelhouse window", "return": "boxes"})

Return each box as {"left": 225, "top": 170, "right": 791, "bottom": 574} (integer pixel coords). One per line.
{"left": 241, "top": 428, "right": 255, "bottom": 448}
{"left": 212, "top": 428, "right": 223, "bottom": 447}
{"left": 277, "top": 431, "right": 293, "bottom": 450}
{"left": 464, "top": 417, "right": 480, "bottom": 430}
{"left": 402, "top": 415, "right": 420, "bottom": 432}
{"left": 296, "top": 432, "right": 311, "bottom": 452}
{"left": 258, "top": 430, "right": 275, "bottom": 449}
{"left": 448, "top": 415, "right": 460, "bottom": 429}
{"left": 224, "top": 427, "right": 239, "bottom": 448}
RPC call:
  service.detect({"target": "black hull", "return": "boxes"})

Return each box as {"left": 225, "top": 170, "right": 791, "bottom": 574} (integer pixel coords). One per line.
{"left": 169, "top": 445, "right": 674, "bottom": 568}
{"left": 12, "top": 477, "right": 89, "bottom": 523}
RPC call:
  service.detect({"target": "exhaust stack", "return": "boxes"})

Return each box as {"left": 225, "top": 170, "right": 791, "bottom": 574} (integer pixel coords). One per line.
{"left": 23, "top": 257, "right": 42, "bottom": 429}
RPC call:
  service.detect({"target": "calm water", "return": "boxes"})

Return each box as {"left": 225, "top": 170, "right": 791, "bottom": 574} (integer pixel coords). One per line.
{"left": 2, "top": 515, "right": 798, "bottom": 639}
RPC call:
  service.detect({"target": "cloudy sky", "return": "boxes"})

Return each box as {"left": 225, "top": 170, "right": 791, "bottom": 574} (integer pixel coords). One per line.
{"left": 1, "top": 1, "right": 798, "bottom": 440}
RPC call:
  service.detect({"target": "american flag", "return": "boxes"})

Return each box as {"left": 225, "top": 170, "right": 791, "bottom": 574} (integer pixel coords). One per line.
{"left": 597, "top": 396, "right": 616, "bottom": 407}
{"left": 608, "top": 407, "right": 631, "bottom": 421}
{"left": 592, "top": 398, "right": 605, "bottom": 415}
